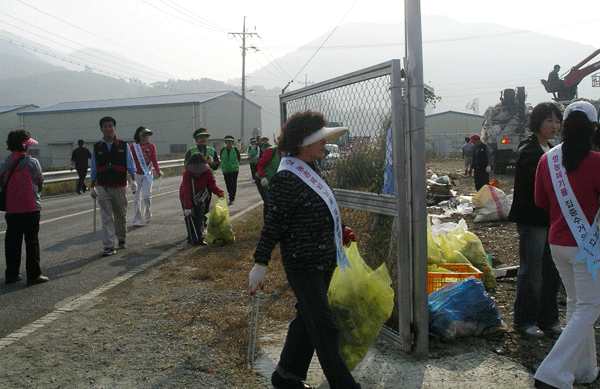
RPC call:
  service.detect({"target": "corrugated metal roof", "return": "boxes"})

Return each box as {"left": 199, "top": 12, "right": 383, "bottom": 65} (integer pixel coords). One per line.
{"left": 18, "top": 91, "right": 260, "bottom": 115}
{"left": 0, "top": 104, "right": 39, "bottom": 114}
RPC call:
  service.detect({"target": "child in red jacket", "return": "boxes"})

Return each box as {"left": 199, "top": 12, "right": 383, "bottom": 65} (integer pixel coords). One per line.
{"left": 179, "top": 152, "right": 224, "bottom": 245}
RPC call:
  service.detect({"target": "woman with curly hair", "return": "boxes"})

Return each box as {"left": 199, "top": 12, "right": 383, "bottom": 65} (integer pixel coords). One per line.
{"left": 249, "top": 111, "right": 360, "bottom": 389}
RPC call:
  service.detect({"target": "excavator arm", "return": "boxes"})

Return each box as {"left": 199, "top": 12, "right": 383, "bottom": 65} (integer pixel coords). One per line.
{"left": 563, "top": 48, "right": 600, "bottom": 88}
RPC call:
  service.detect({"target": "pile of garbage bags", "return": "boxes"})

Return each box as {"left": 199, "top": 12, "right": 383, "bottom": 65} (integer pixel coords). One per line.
{"left": 427, "top": 217, "right": 496, "bottom": 290}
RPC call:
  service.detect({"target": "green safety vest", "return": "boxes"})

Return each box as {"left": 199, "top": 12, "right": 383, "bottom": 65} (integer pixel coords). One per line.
{"left": 188, "top": 145, "right": 215, "bottom": 177}
{"left": 248, "top": 145, "right": 260, "bottom": 164}
{"left": 220, "top": 147, "right": 239, "bottom": 173}
{"left": 259, "top": 146, "right": 280, "bottom": 183}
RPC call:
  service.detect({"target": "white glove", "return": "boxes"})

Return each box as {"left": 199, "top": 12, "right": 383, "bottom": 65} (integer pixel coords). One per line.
{"left": 486, "top": 166, "right": 492, "bottom": 173}
{"left": 260, "top": 177, "right": 269, "bottom": 188}
{"left": 249, "top": 264, "right": 267, "bottom": 294}
{"left": 90, "top": 187, "right": 98, "bottom": 199}
{"left": 158, "top": 171, "right": 164, "bottom": 177}
{"left": 130, "top": 181, "right": 138, "bottom": 193}
{"left": 184, "top": 209, "right": 192, "bottom": 217}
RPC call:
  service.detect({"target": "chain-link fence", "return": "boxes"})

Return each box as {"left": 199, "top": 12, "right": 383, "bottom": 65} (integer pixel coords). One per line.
{"left": 280, "top": 60, "right": 414, "bottom": 350}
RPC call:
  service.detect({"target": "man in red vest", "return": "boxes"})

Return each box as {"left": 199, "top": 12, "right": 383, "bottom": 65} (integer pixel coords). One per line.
{"left": 89, "top": 117, "right": 137, "bottom": 257}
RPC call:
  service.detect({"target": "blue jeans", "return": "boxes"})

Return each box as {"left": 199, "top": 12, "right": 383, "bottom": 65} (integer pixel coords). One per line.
{"left": 277, "top": 268, "right": 360, "bottom": 389}
{"left": 513, "top": 224, "right": 561, "bottom": 329}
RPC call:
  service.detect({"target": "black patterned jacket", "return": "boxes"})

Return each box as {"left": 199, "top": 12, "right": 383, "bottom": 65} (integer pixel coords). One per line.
{"left": 253, "top": 163, "right": 337, "bottom": 272}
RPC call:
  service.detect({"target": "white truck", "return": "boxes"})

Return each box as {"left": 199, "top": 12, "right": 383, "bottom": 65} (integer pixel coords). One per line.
{"left": 481, "top": 87, "right": 530, "bottom": 174}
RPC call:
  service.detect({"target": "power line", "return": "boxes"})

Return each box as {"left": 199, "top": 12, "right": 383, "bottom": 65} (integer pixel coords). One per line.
{"left": 140, "top": 0, "right": 229, "bottom": 32}
{"left": 162, "top": 0, "right": 232, "bottom": 32}
{"left": 11, "top": 0, "right": 229, "bottom": 80}
{"left": 282, "top": 0, "right": 358, "bottom": 93}
{"left": 0, "top": 14, "right": 172, "bottom": 81}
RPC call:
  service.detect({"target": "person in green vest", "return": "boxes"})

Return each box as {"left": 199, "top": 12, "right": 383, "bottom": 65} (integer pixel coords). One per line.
{"left": 254, "top": 139, "right": 281, "bottom": 217}
{"left": 184, "top": 128, "right": 220, "bottom": 224}
{"left": 258, "top": 135, "right": 271, "bottom": 154}
{"left": 247, "top": 137, "right": 260, "bottom": 179}
{"left": 219, "top": 135, "right": 241, "bottom": 206}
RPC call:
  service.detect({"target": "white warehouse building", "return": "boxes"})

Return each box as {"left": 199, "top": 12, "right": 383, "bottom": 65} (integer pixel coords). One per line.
{"left": 16, "top": 91, "right": 261, "bottom": 168}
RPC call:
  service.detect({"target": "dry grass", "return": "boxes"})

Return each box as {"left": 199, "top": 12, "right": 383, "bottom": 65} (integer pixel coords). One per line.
{"left": 152, "top": 206, "right": 296, "bottom": 387}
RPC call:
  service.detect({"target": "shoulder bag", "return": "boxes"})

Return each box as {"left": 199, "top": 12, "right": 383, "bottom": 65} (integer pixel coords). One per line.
{"left": 0, "top": 155, "right": 27, "bottom": 212}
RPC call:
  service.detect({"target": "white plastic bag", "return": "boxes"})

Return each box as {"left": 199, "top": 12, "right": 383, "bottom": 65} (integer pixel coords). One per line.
{"left": 471, "top": 185, "right": 511, "bottom": 222}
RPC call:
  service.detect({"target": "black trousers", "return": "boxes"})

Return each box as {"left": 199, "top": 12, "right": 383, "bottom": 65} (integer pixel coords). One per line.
{"left": 474, "top": 168, "right": 489, "bottom": 192}
{"left": 223, "top": 171, "right": 239, "bottom": 202}
{"left": 4, "top": 211, "right": 41, "bottom": 280}
{"left": 182, "top": 201, "right": 205, "bottom": 243}
{"left": 277, "top": 268, "right": 360, "bottom": 389}
{"left": 76, "top": 168, "right": 87, "bottom": 192}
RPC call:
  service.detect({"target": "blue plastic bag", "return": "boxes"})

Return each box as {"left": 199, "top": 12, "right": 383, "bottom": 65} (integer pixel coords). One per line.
{"left": 428, "top": 277, "right": 501, "bottom": 340}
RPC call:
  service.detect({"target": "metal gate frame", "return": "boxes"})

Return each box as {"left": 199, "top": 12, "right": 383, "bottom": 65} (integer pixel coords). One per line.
{"left": 279, "top": 59, "right": 428, "bottom": 355}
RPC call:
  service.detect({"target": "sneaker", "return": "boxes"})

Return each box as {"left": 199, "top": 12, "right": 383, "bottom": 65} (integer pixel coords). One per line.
{"left": 517, "top": 325, "right": 544, "bottom": 338}
{"left": 27, "top": 275, "right": 49, "bottom": 285}
{"left": 541, "top": 324, "right": 563, "bottom": 336}
{"left": 102, "top": 247, "right": 117, "bottom": 256}
{"left": 271, "top": 371, "right": 314, "bottom": 389}
{"left": 5, "top": 275, "right": 22, "bottom": 284}
{"left": 118, "top": 241, "right": 126, "bottom": 249}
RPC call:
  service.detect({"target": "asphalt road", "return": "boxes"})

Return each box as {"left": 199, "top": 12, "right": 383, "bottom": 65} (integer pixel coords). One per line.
{"left": 0, "top": 165, "right": 261, "bottom": 338}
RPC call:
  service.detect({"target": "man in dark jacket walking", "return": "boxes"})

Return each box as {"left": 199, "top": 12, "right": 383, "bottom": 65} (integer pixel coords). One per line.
{"left": 71, "top": 139, "right": 91, "bottom": 194}
{"left": 470, "top": 134, "right": 492, "bottom": 191}
{"left": 507, "top": 102, "right": 563, "bottom": 338}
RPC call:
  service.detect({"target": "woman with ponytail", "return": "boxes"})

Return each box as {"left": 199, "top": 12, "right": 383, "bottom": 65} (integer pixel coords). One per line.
{"left": 533, "top": 101, "right": 600, "bottom": 389}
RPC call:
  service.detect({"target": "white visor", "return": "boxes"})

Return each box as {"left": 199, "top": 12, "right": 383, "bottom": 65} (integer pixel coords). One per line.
{"left": 301, "top": 127, "right": 348, "bottom": 146}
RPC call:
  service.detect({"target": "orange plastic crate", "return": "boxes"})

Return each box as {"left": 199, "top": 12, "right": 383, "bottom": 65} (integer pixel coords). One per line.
{"left": 427, "top": 263, "right": 482, "bottom": 295}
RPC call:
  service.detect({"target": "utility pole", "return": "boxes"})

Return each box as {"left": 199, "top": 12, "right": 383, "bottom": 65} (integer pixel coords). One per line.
{"left": 229, "top": 17, "right": 258, "bottom": 144}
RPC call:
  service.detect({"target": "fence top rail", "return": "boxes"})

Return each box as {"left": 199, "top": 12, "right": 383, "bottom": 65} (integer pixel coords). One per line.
{"left": 280, "top": 60, "right": 400, "bottom": 103}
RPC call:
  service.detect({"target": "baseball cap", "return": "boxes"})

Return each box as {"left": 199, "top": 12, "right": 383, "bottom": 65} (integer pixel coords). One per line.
{"left": 563, "top": 101, "right": 598, "bottom": 123}
{"left": 470, "top": 134, "right": 480, "bottom": 142}
{"left": 301, "top": 127, "right": 348, "bottom": 146}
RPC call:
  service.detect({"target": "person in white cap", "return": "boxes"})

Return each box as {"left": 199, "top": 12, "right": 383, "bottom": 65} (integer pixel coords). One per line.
{"left": 0, "top": 130, "right": 48, "bottom": 285}
{"left": 249, "top": 111, "right": 361, "bottom": 389}
{"left": 533, "top": 101, "right": 600, "bottom": 389}
{"left": 130, "top": 126, "right": 163, "bottom": 226}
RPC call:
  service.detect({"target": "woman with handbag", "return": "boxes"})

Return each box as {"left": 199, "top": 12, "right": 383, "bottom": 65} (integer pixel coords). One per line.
{"left": 0, "top": 130, "right": 47, "bottom": 285}
{"left": 179, "top": 152, "right": 224, "bottom": 245}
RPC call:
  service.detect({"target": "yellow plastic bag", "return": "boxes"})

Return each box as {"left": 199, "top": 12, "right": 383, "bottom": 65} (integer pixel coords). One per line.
{"left": 327, "top": 242, "right": 394, "bottom": 371}
{"left": 454, "top": 230, "right": 496, "bottom": 290}
{"left": 427, "top": 217, "right": 444, "bottom": 264}
{"left": 205, "top": 197, "right": 235, "bottom": 246}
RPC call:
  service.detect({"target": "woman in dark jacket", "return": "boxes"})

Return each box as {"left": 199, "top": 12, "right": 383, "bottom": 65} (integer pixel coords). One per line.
{"left": 0, "top": 130, "right": 47, "bottom": 285}
{"left": 248, "top": 111, "right": 360, "bottom": 389}
{"left": 507, "top": 102, "right": 562, "bottom": 338}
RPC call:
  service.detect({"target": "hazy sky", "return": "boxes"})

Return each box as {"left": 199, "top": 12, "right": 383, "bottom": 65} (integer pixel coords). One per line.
{"left": 1, "top": 0, "right": 598, "bottom": 92}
